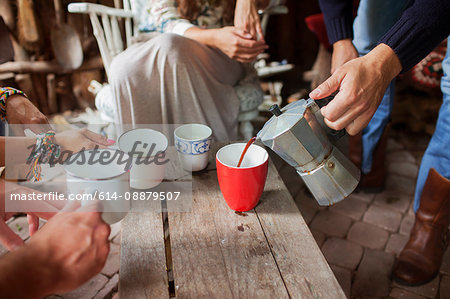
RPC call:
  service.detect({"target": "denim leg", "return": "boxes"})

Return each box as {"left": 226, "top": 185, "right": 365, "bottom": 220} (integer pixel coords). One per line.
{"left": 360, "top": 82, "right": 395, "bottom": 173}
{"left": 414, "top": 37, "right": 450, "bottom": 211}
{"left": 353, "top": 0, "right": 408, "bottom": 173}
{"left": 353, "top": 0, "right": 410, "bottom": 55}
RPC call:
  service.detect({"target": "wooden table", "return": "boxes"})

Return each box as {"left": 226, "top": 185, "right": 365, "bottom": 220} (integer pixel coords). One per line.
{"left": 120, "top": 144, "right": 345, "bottom": 298}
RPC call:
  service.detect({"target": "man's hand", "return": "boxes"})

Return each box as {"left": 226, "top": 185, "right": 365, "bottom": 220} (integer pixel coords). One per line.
{"left": 6, "top": 95, "right": 51, "bottom": 134}
{"left": 0, "top": 202, "right": 110, "bottom": 298}
{"left": 331, "top": 39, "right": 359, "bottom": 74}
{"left": 234, "top": 0, "right": 264, "bottom": 42}
{"left": 309, "top": 44, "right": 402, "bottom": 135}
{"left": 26, "top": 202, "right": 110, "bottom": 294}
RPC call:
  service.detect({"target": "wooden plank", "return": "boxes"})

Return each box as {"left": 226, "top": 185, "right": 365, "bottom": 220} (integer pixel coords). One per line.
{"left": 119, "top": 199, "right": 169, "bottom": 298}
{"left": 255, "top": 162, "right": 346, "bottom": 299}
{"left": 167, "top": 149, "right": 289, "bottom": 297}
{"left": 119, "top": 146, "right": 187, "bottom": 298}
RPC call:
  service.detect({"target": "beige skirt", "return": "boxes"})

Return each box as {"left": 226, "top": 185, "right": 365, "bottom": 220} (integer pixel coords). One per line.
{"left": 109, "top": 33, "right": 244, "bottom": 141}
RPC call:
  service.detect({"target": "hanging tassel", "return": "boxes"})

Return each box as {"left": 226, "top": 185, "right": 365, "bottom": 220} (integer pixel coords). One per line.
{"left": 26, "top": 131, "right": 61, "bottom": 182}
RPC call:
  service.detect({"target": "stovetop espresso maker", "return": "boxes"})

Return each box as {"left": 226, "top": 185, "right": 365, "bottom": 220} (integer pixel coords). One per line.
{"left": 256, "top": 98, "right": 360, "bottom": 206}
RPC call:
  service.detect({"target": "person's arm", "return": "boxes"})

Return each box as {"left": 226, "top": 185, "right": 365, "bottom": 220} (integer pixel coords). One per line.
{"left": 145, "top": 0, "right": 196, "bottom": 35}
{"left": 330, "top": 38, "right": 359, "bottom": 74}
{"left": 379, "top": 0, "right": 450, "bottom": 72}
{"left": 0, "top": 136, "right": 49, "bottom": 167}
{"left": 0, "top": 244, "right": 51, "bottom": 298}
{"left": 0, "top": 202, "right": 110, "bottom": 297}
{"left": 233, "top": 0, "right": 284, "bottom": 41}
{"left": 184, "top": 27, "right": 267, "bottom": 63}
{"left": 234, "top": 0, "right": 265, "bottom": 41}
{"left": 1, "top": 87, "right": 51, "bottom": 134}
{"left": 310, "top": 43, "right": 402, "bottom": 136}
{"left": 318, "top": 0, "right": 354, "bottom": 45}
{"left": 318, "top": 0, "right": 358, "bottom": 74}
{"left": 0, "top": 129, "right": 114, "bottom": 167}
{"left": 145, "top": 0, "right": 267, "bottom": 62}
{"left": 309, "top": 0, "right": 450, "bottom": 137}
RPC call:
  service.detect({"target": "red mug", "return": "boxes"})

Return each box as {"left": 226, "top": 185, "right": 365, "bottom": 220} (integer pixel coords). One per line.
{"left": 216, "top": 143, "right": 269, "bottom": 211}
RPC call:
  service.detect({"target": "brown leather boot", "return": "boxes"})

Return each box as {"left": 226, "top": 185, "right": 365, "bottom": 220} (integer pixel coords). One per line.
{"left": 349, "top": 124, "right": 390, "bottom": 193}
{"left": 393, "top": 168, "right": 450, "bottom": 286}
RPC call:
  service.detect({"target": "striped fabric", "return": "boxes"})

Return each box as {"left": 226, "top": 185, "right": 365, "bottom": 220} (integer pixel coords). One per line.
{"left": 0, "top": 87, "right": 27, "bottom": 121}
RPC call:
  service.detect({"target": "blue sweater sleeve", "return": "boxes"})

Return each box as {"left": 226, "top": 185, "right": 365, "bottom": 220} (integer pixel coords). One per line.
{"left": 379, "top": 0, "right": 450, "bottom": 73}
{"left": 318, "top": 0, "right": 354, "bottom": 45}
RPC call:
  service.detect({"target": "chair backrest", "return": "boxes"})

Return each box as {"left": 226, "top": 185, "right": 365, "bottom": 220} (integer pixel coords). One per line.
{"left": 69, "top": 2, "right": 136, "bottom": 76}
{"left": 93, "top": 0, "right": 149, "bottom": 75}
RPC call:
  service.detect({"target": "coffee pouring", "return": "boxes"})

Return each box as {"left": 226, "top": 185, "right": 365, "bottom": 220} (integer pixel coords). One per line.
{"left": 256, "top": 97, "right": 360, "bottom": 206}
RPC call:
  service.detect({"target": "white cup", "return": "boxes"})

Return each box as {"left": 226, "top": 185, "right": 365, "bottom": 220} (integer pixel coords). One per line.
{"left": 64, "top": 149, "right": 131, "bottom": 224}
{"left": 118, "top": 128, "right": 168, "bottom": 189}
{"left": 174, "top": 124, "right": 212, "bottom": 172}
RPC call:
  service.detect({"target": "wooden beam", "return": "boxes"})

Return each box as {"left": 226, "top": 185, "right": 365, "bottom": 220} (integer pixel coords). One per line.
{"left": 0, "top": 57, "right": 103, "bottom": 74}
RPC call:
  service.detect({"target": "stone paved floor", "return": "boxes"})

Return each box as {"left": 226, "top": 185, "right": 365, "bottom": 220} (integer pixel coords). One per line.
{"left": 272, "top": 130, "right": 450, "bottom": 299}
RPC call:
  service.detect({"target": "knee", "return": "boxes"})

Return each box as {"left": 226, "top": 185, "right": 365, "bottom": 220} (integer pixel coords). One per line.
{"left": 110, "top": 51, "right": 134, "bottom": 86}
{"left": 152, "top": 33, "right": 194, "bottom": 64}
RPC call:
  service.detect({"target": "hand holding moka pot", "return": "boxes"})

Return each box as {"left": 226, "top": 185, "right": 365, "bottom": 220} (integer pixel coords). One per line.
{"left": 256, "top": 97, "right": 360, "bottom": 206}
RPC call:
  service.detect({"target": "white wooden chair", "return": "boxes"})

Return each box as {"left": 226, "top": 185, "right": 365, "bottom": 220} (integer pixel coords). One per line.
{"left": 68, "top": 0, "right": 288, "bottom": 140}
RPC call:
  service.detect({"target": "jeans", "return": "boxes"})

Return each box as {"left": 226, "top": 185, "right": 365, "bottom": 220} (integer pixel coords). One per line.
{"left": 414, "top": 38, "right": 450, "bottom": 211}
{"left": 352, "top": 0, "right": 450, "bottom": 210}
{"left": 352, "top": 0, "right": 409, "bottom": 174}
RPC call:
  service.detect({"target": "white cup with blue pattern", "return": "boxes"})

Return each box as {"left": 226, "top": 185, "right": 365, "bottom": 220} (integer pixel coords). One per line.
{"left": 174, "top": 124, "right": 212, "bottom": 172}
